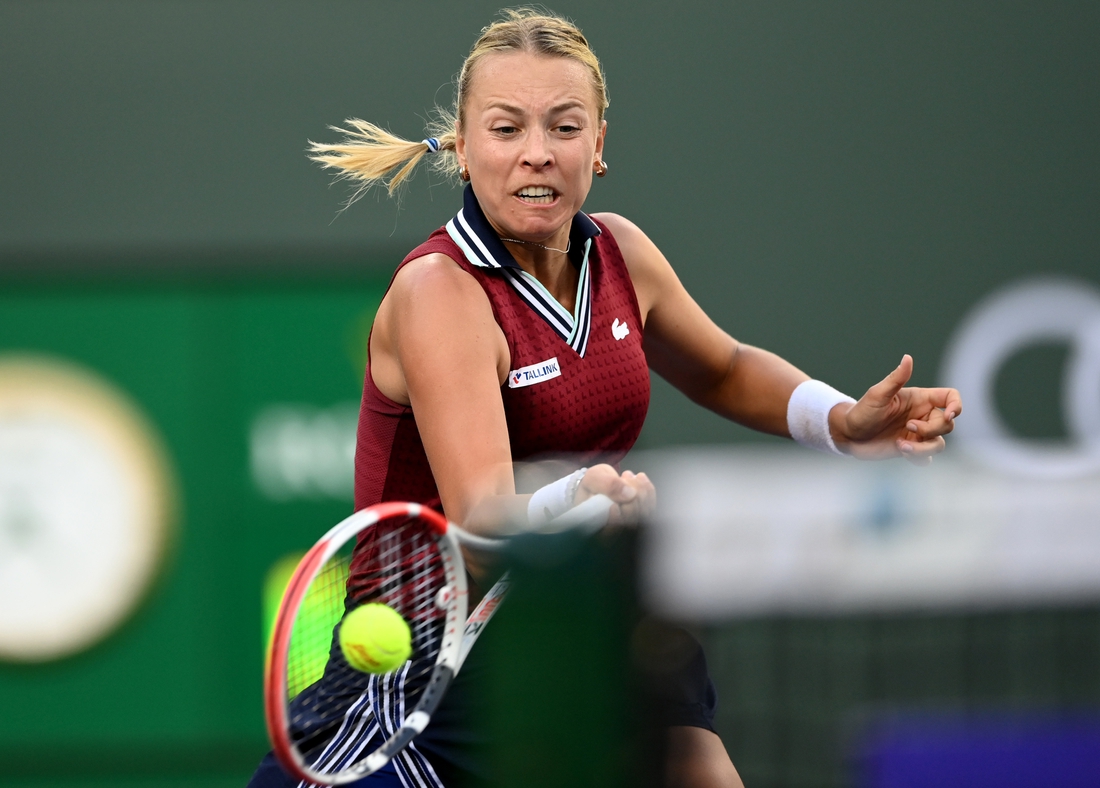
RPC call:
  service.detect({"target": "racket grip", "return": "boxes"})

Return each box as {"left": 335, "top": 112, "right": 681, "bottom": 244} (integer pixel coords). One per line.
{"left": 539, "top": 493, "right": 614, "bottom": 534}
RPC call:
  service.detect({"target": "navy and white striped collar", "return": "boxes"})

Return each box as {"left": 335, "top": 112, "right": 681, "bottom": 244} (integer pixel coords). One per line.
{"left": 446, "top": 185, "right": 601, "bottom": 271}
{"left": 445, "top": 185, "right": 601, "bottom": 357}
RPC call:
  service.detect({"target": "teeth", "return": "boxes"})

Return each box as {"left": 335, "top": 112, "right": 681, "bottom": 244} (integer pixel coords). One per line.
{"left": 512, "top": 185, "right": 550, "bottom": 200}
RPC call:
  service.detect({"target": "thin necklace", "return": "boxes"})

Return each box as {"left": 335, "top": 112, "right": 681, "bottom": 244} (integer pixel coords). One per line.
{"left": 499, "top": 237, "right": 571, "bottom": 255}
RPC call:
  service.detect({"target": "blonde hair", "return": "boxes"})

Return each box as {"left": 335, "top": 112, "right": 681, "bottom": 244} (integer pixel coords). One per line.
{"left": 308, "top": 8, "right": 609, "bottom": 205}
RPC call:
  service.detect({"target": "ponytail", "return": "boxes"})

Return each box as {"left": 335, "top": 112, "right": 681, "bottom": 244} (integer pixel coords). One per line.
{"left": 307, "top": 113, "right": 459, "bottom": 205}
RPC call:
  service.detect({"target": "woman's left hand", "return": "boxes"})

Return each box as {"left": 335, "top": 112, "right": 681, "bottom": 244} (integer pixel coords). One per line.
{"left": 831, "top": 355, "right": 963, "bottom": 465}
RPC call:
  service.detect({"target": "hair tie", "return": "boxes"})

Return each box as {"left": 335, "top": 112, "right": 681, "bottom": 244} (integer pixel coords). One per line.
{"left": 422, "top": 138, "right": 441, "bottom": 154}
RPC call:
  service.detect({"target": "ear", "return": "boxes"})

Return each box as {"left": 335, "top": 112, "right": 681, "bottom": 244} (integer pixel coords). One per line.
{"left": 455, "top": 122, "right": 467, "bottom": 169}
{"left": 594, "top": 119, "right": 607, "bottom": 160}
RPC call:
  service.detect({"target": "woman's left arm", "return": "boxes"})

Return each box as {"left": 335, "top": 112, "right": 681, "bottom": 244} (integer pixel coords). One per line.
{"left": 593, "top": 213, "right": 962, "bottom": 463}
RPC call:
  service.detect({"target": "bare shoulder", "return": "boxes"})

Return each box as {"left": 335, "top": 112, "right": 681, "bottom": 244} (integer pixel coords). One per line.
{"left": 371, "top": 252, "right": 507, "bottom": 403}
{"left": 590, "top": 212, "right": 677, "bottom": 322}
{"left": 590, "top": 212, "right": 650, "bottom": 253}
{"left": 380, "top": 252, "right": 497, "bottom": 330}
{"left": 590, "top": 212, "right": 670, "bottom": 271}
{"left": 589, "top": 211, "right": 635, "bottom": 234}
{"left": 388, "top": 252, "right": 486, "bottom": 304}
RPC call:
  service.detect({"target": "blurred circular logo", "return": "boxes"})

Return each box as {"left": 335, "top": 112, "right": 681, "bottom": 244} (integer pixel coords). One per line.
{"left": 0, "top": 355, "right": 175, "bottom": 661}
{"left": 941, "top": 278, "right": 1100, "bottom": 478}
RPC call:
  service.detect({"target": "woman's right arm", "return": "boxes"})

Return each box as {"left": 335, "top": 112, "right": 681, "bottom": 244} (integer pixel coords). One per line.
{"left": 370, "top": 253, "right": 517, "bottom": 530}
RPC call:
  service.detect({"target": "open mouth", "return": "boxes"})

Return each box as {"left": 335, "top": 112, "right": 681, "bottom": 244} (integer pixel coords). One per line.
{"left": 515, "top": 186, "right": 558, "bottom": 205}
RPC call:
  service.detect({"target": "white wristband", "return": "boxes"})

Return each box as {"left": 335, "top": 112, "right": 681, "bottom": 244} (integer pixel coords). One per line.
{"left": 527, "top": 468, "right": 587, "bottom": 528}
{"left": 786, "top": 380, "right": 856, "bottom": 456}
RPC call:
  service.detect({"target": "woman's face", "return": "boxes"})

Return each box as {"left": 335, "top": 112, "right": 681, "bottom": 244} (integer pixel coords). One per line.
{"left": 456, "top": 50, "right": 606, "bottom": 246}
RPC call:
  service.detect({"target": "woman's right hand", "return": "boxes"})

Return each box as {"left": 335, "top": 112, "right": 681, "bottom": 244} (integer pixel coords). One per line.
{"left": 575, "top": 463, "right": 656, "bottom": 525}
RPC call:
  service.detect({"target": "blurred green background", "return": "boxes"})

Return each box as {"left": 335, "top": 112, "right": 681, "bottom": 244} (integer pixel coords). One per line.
{"left": 1, "top": 1, "right": 1098, "bottom": 786}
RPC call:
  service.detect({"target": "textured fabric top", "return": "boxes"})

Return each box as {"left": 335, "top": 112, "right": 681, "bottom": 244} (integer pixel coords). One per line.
{"left": 353, "top": 212, "right": 650, "bottom": 514}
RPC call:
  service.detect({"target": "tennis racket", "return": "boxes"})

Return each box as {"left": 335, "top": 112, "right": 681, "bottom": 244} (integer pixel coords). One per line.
{"left": 265, "top": 495, "right": 613, "bottom": 785}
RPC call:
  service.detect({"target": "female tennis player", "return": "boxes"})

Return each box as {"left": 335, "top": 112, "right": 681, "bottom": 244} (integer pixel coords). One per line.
{"left": 250, "top": 9, "right": 962, "bottom": 788}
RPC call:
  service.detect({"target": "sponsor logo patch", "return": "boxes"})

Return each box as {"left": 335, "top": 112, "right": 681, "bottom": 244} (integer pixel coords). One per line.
{"left": 508, "top": 357, "right": 562, "bottom": 389}
{"left": 612, "top": 318, "right": 630, "bottom": 341}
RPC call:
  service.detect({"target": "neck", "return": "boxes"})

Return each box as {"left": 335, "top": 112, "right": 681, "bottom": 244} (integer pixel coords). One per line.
{"left": 499, "top": 232, "right": 578, "bottom": 311}
{"left": 502, "top": 240, "right": 568, "bottom": 269}
{"left": 488, "top": 219, "right": 573, "bottom": 275}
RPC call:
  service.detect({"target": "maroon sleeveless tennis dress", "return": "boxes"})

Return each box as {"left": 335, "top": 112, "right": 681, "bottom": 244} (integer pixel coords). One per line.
{"left": 353, "top": 185, "right": 650, "bottom": 513}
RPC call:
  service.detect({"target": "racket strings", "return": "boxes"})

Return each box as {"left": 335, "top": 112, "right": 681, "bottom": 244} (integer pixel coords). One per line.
{"left": 285, "top": 555, "right": 350, "bottom": 700}
{"left": 348, "top": 519, "right": 448, "bottom": 661}
{"left": 282, "top": 516, "right": 451, "bottom": 770}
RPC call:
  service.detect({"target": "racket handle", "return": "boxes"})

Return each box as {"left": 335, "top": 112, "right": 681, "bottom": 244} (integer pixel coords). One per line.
{"left": 538, "top": 493, "right": 614, "bottom": 534}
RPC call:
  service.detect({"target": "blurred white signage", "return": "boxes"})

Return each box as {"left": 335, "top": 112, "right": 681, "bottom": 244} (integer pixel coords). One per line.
{"left": 0, "top": 355, "right": 173, "bottom": 661}
{"left": 941, "top": 277, "right": 1100, "bottom": 478}
{"left": 641, "top": 448, "right": 1100, "bottom": 619}
{"left": 250, "top": 403, "right": 358, "bottom": 500}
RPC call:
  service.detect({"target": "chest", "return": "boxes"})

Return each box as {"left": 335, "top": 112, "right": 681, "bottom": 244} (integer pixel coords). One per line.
{"left": 484, "top": 261, "right": 651, "bottom": 460}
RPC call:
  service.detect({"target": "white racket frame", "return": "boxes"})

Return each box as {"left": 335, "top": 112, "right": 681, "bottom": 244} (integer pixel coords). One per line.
{"left": 266, "top": 502, "right": 470, "bottom": 785}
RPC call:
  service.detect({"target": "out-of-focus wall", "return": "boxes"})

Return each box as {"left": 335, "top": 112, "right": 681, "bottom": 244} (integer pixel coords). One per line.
{"left": 2, "top": 0, "right": 1097, "bottom": 446}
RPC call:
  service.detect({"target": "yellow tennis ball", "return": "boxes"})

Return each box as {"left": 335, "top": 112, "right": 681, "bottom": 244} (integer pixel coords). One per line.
{"left": 339, "top": 603, "right": 412, "bottom": 674}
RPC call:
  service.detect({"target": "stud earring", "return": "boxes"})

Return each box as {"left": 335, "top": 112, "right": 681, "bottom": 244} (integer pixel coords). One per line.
{"left": 594, "top": 160, "right": 608, "bottom": 178}
{"left": 459, "top": 166, "right": 470, "bottom": 182}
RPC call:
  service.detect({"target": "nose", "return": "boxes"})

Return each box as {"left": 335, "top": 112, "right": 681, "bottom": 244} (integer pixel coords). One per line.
{"left": 522, "top": 128, "right": 553, "bottom": 169}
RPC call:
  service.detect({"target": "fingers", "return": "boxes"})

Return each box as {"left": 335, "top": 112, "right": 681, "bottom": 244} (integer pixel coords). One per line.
{"left": 863, "top": 354, "right": 914, "bottom": 406}
{"left": 578, "top": 464, "right": 637, "bottom": 503}
{"left": 943, "top": 388, "right": 963, "bottom": 421}
{"left": 895, "top": 388, "right": 962, "bottom": 460}
{"left": 897, "top": 434, "right": 945, "bottom": 464}
{"left": 911, "top": 386, "right": 963, "bottom": 422}
{"left": 898, "top": 385, "right": 951, "bottom": 461}
{"left": 905, "top": 407, "right": 956, "bottom": 440}
{"left": 577, "top": 464, "right": 656, "bottom": 525}
{"left": 618, "top": 470, "right": 657, "bottom": 522}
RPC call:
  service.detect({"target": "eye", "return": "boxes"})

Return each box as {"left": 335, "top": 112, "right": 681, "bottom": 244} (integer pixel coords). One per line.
{"left": 555, "top": 124, "right": 582, "bottom": 134}
{"left": 492, "top": 125, "right": 518, "bottom": 135}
